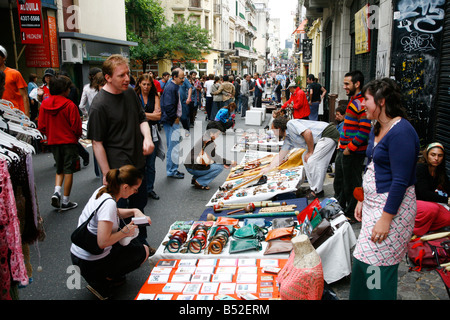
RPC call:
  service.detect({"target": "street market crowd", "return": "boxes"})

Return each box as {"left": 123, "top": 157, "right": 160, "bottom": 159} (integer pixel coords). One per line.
{"left": 1, "top": 45, "right": 450, "bottom": 300}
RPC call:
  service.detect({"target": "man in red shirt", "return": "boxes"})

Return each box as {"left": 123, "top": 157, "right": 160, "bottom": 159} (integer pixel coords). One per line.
{"left": 38, "top": 75, "right": 82, "bottom": 211}
{"left": 281, "top": 82, "right": 310, "bottom": 119}
{"left": 0, "top": 45, "right": 30, "bottom": 117}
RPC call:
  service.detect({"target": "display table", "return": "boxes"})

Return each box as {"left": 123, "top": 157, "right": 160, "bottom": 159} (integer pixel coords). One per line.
{"left": 136, "top": 258, "right": 287, "bottom": 300}
{"left": 149, "top": 214, "right": 356, "bottom": 284}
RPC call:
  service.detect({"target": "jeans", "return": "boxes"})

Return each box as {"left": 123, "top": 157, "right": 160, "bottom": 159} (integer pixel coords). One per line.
{"left": 206, "top": 96, "right": 213, "bottom": 120}
{"left": 211, "top": 101, "right": 222, "bottom": 120}
{"left": 333, "top": 150, "right": 366, "bottom": 217}
{"left": 145, "top": 139, "right": 159, "bottom": 193}
{"left": 309, "top": 102, "right": 320, "bottom": 121}
{"left": 241, "top": 96, "right": 249, "bottom": 117}
{"left": 186, "top": 163, "right": 224, "bottom": 187}
{"left": 163, "top": 122, "right": 181, "bottom": 177}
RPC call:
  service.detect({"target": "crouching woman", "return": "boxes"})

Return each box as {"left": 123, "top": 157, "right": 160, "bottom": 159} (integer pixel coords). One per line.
{"left": 70, "top": 165, "right": 151, "bottom": 299}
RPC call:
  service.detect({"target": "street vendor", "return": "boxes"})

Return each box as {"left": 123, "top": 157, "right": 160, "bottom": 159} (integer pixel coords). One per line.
{"left": 262, "top": 117, "right": 340, "bottom": 199}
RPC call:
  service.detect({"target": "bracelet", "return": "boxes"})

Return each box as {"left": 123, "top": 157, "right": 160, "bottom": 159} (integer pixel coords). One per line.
{"left": 120, "top": 226, "right": 130, "bottom": 234}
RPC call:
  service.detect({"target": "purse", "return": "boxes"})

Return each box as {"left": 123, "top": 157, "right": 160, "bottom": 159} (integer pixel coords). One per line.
{"left": 229, "top": 239, "right": 262, "bottom": 254}
{"left": 309, "top": 219, "right": 334, "bottom": 249}
{"left": 264, "top": 240, "right": 293, "bottom": 255}
{"left": 265, "top": 227, "right": 295, "bottom": 241}
{"left": 196, "top": 142, "right": 214, "bottom": 166}
{"left": 233, "top": 223, "right": 266, "bottom": 240}
{"left": 272, "top": 217, "right": 296, "bottom": 229}
{"left": 71, "top": 198, "right": 113, "bottom": 255}
{"left": 297, "top": 198, "right": 322, "bottom": 224}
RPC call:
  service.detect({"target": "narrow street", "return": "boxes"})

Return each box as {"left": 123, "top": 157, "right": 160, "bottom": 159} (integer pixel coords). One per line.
{"left": 19, "top": 107, "right": 449, "bottom": 301}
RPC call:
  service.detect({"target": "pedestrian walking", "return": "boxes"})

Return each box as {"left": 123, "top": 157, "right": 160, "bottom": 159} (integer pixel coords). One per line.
{"left": 210, "top": 76, "right": 223, "bottom": 120}
{"left": 306, "top": 74, "right": 327, "bottom": 121}
{"left": 160, "top": 68, "right": 185, "bottom": 179}
{"left": 240, "top": 74, "right": 251, "bottom": 118}
{"left": 135, "top": 73, "right": 163, "bottom": 200}
{"left": 38, "top": 75, "right": 82, "bottom": 211}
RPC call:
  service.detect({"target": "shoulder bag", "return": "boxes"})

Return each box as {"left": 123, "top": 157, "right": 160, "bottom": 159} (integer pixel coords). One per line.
{"left": 71, "top": 198, "right": 114, "bottom": 255}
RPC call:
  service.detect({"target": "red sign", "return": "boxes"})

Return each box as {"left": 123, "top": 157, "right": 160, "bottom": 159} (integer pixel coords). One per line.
{"left": 17, "top": 0, "right": 44, "bottom": 44}
{"left": 26, "top": 16, "right": 59, "bottom": 68}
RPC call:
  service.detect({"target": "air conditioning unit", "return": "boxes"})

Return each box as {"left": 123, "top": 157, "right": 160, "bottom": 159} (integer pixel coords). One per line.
{"left": 61, "top": 39, "right": 83, "bottom": 64}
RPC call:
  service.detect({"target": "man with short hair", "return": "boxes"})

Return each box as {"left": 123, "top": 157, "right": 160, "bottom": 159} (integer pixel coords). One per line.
{"left": 306, "top": 74, "right": 327, "bottom": 121}
{"left": 262, "top": 117, "right": 339, "bottom": 199}
{"left": 38, "top": 75, "right": 82, "bottom": 211}
{"left": 0, "top": 45, "right": 30, "bottom": 117}
{"left": 281, "top": 83, "right": 310, "bottom": 120}
{"left": 204, "top": 74, "right": 215, "bottom": 120}
{"left": 160, "top": 68, "right": 185, "bottom": 179}
{"left": 333, "top": 70, "right": 371, "bottom": 221}
{"left": 159, "top": 72, "right": 170, "bottom": 91}
{"left": 87, "top": 54, "right": 154, "bottom": 244}
{"left": 253, "top": 73, "right": 264, "bottom": 108}
{"left": 240, "top": 74, "right": 251, "bottom": 117}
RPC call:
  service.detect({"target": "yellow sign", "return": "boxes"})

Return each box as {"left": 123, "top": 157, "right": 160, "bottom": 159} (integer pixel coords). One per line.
{"left": 355, "top": 4, "right": 370, "bottom": 55}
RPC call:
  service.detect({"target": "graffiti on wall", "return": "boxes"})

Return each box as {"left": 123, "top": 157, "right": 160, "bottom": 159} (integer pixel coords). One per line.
{"left": 391, "top": 0, "right": 446, "bottom": 144}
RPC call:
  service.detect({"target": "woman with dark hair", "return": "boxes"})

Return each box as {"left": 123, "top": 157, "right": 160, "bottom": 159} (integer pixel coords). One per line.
{"left": 350, "top": 78, "right": 420, "bottom": 300}
{"left": 135, "top": 73, "right": 162, "bottom": 200}
{"left": 70, "top": 165, "right": 151, "bottom": 299}
{"left": 213, "top": 101, "right": 236, "bottom": 132}
{"left": 79, "top": 67, "right": 102, "bottom": 117}
{"left": 414, "top": 142, "right": 450, "bottom": 236}
{"left": 184, "top": 121, "right": 236, "bottom": 190}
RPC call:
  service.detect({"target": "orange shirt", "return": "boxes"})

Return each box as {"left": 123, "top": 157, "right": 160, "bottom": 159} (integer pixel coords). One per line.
{"left": 2, "top": 67, "right": 28, "bottom": 112}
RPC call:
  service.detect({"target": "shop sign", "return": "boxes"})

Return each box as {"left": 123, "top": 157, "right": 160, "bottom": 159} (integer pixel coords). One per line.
{"left": 355, "top": 4, "right": 371, "bottom": 55}
{"left": 17, "top": 0, "right": 44, "bottom": 44}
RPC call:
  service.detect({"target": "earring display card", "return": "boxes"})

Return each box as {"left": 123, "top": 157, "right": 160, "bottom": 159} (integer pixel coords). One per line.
{"left": 137, "top": 258, "right": 286, "bottom": 300}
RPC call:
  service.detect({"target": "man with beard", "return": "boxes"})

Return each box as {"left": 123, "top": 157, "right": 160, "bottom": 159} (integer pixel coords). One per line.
{"left": 333, "top": 70, "right": 371, "bottom": 222}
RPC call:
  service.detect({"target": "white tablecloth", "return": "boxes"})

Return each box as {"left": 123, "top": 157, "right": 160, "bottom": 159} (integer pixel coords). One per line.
{"left": 149, "top": 214, "right": 357, "bottom": 284}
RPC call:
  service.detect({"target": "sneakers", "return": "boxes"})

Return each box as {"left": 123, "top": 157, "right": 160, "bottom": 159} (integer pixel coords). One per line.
{"left": 51, "top": 192, "right": 61, "bottom": 208}
{"left": 60, "top": 201, "right": 78, "bottom": 211}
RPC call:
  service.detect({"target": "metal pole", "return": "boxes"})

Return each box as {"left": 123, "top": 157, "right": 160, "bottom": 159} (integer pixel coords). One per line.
{"left": 9, "top": 0, "right": 19, "bottom": 70}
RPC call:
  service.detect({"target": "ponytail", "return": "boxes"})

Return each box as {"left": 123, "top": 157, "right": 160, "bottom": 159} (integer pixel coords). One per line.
{"left": 96, "top": 165, "right": 143, "bottom": 199}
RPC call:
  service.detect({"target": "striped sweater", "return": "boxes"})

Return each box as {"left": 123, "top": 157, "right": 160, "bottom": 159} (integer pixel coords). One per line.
{"left": 339, "top": 93, "right": 371, "bottom": 154}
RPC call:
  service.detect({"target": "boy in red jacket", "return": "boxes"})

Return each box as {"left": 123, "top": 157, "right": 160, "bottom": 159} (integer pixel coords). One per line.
{"left": 38, "top": 75, "right": 82, "bottom": 211}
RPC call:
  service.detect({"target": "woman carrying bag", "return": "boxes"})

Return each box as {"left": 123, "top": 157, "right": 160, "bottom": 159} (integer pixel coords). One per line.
{"left": 70, "top": 165, "right": 152, "bottom": 299}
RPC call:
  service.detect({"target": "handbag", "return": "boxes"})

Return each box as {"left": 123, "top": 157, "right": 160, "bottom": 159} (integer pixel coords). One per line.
{"left": 407, "top": 233, "right": 450, "bottom": 271}
{"left": 196, "top": 142, "right": 214, "bottom": 166}
{"left": 309, "top": 219, "right": 334, "bottom": 249}
{"left": 71, "top": 198, "right": 113, "bottom": 255}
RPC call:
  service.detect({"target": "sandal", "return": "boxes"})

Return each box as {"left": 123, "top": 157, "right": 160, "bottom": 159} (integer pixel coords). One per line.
{"left": 194, "top": 180, "right": 210, "bottom": 190}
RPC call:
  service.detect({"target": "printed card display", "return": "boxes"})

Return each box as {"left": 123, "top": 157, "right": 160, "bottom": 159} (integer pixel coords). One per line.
{"left": 147, "top": 274, "right": 170, "bottom": 284}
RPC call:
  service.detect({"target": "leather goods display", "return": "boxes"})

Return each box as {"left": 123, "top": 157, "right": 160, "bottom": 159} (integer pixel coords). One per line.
{"left": 297, "top": 198, "right": 322, "bottom": 224}
{"left": 309, "top": 219, "right": 334, "bottom": 249}
{"left": 264, "top": 239, "right": 293, "bottom": 255}
{"left": 265, "top": 227, "right": 295, "bottom": 241}
{"left": 243, "top": 218, "right": 268, "bottom": 228}
{"left": 71, "top": 198, "right": 113, "bottom": 255}
{"left": 272, "top": 217, "right": 296, "bottom": 229}
{"left": 229, "top": 239, "right": 262, "bottom": 253}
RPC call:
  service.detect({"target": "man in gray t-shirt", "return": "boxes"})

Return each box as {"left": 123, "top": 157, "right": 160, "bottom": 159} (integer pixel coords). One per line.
{"left": 262, "top": 117, "right": 339, "bottom": 199}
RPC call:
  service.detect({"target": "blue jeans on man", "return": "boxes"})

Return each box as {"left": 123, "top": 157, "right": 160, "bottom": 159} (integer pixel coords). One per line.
{"left": 163, "top": 122, "right": 181, "bottom": 177}
{"left": 309, "top": 102, "right": 320, "bottom": 121}
{"left": 145, "top": 139, "right": 159, "bottom": 193}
